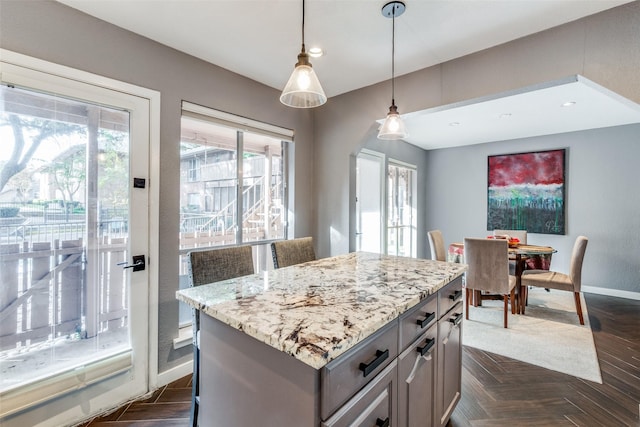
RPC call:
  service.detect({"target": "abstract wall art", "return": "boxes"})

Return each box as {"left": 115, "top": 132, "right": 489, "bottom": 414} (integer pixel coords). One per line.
{"left": 487, "top": 149, "right": 565, "bottom": 235}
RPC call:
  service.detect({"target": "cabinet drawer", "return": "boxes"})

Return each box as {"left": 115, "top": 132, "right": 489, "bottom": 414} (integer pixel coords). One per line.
{"left": 321, "top": 320, "right": 398, "bottom": 421}
{"left": 437, "top": 276, "right": 463, "bottom": 319}
{"left": 322, "top": 360, "right": 397, "bottom": 427}
{"left": 399, "top": 294, "right": 437, "bottom": 352}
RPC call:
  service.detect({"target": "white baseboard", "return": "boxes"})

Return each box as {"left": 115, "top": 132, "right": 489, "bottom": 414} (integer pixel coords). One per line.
{"left": 582, "top": 286, "right": 640, "bottom": 301}
{"left": 156, "top": 362, "right": 193, "bottom": 388}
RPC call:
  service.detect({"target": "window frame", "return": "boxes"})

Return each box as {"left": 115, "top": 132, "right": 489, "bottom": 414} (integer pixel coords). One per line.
{"left": 176, "top": 103, "right": 293, "bottom": 335}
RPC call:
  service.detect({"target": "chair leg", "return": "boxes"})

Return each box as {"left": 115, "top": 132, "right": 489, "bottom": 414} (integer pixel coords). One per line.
{"left": 510, "top": 288, "right": 516, "bottom": 315}
{"left": 190, "top": 346, "right": 199, "bottom": 427}
{"left": 574, "top": 292, "right": 585, "bottom": 325}
{"left": 503, "top": 295, "right": 508, "bottom": 328}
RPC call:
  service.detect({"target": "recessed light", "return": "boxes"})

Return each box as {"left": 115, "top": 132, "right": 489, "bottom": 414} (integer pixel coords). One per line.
{"left": 449, "top": 122, "right": 460, "bottom": 126}
{"left": 561, "top": 101, "right": 576, "bottom": 107}
{"left": 499, "top": 113, "right": 512, "bottom": 119}
{"left": 308, "top": 47, "right": 323, "bottom": 58}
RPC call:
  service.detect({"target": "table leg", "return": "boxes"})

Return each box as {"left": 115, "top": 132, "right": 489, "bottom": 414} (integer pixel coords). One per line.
{"left": 515, "top": 254, "right": 525, "bottom": 315}
{"left": 473, "top": 290, "right": 482, "bottom": 306}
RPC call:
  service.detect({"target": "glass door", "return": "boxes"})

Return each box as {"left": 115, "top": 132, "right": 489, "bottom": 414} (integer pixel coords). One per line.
{"left": 387, "top": 161, "right": 417, "bottom": 258}
{"left": 1, "top": 59, "right": 150, "bottom": 424}
{"left": 355, "top": 150, "right": 385, "bottom": 253}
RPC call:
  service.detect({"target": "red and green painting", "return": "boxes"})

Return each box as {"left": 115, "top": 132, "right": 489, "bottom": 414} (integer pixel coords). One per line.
{"left": 487, "top": 149, "right": 565, "bottom": 235}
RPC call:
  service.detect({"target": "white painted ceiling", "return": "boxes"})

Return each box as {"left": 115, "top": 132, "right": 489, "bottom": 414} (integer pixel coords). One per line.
{"left": 401, "top": 75, "right": 640, "bottom": 150}
{"left": 57, "top": 0, "right": 640, "bottom": 148}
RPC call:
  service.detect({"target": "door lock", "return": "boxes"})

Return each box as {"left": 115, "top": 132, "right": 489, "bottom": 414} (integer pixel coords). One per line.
{"left": 118, "top": 255, "right": 145, "bottom": 272}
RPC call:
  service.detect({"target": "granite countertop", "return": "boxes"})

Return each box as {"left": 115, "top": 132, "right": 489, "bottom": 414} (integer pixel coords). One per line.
{"left": 176, "top": 251, "right": 467, "bottom": 369}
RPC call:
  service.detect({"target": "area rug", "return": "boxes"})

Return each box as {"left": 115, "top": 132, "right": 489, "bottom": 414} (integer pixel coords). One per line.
{"left": 462, "top": 287, "right": 602, "bottom": 383}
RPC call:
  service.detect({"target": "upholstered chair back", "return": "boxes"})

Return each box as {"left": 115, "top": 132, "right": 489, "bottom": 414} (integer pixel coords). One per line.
{"left": 188, "top": 245, "right": 255, "bottom": 287}
{"left": 569, "top": 236, "right": 589, "bottom": 292}
{"left": 493, "top": 229, "right": 527, "bottom": 244}
{"left": 271, "top": 237, "right": 316, "bottom": 269}
{"left": 464, "top": 237, "right": 511, "bottom": 295}
{"left": 427, "top": 230, "right": 446, "bottom": 261}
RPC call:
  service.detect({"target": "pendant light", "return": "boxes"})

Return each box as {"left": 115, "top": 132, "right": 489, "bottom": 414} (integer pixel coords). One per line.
{"left": 378, "top": 1, "right": 408, "bottom": 140}
{"left": 280, "top": 0, "right": 327, "bottom": 108}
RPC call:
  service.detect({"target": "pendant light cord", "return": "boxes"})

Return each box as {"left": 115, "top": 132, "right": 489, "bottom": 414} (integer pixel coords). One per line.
{"left": 302, "top": 0, "right": 306, "bottom": 49}
{"left": 391, "top": 5, "right": 396, "bottom": 105}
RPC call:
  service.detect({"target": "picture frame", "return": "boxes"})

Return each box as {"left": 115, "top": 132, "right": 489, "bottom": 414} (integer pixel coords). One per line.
{"left": 487, "top": 149, "right": 566, "bottom": 235}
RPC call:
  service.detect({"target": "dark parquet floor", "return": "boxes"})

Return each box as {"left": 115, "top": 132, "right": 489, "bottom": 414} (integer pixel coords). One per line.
{"left": 78, "top": 293, "right": 640, "bottom": 426}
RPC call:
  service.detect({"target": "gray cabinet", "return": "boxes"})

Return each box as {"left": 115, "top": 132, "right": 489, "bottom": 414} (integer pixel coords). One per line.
{"left": 197, "top": 275, "right": 464, "bottom": 427}
{"left": 397, "top": 326, "right": 437, "bottom": 427}
{"left": 435, "top": 284, "right": 463, "bottom": 427}
{"left": 325, "top": 277, "right": 463, "bottom": 427}
{"left": 321, "top": 321, "right": 398, "bottom": 420}
{"left": 322, "top": 361, "right": 397, "bottom": 427}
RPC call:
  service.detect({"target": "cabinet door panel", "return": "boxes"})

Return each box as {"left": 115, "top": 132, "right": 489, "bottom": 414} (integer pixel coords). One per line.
{"left": 398, "top": 327, "right": 437, "bottom": 427}
{"left": 436, "top": 302, "right": 463, "bottom": 427}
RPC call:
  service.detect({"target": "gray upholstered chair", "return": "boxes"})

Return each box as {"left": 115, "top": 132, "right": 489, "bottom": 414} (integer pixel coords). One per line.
{"left": 187, "top": 245, "right": 255, "bottom": 427}
{"left": 521, "top": 235, "right": 588, "bottom": 325}
{"left": 271, "top": 237, "right": 316, "bottom": 269}
{"left": 427, "top": 229, "right": 446, "bottom": 261}
{"left": 464, "top": 237, "right": 517, "bottom": 328}
{"left": 493, "top": 229, "right": 527, "bottom": 244}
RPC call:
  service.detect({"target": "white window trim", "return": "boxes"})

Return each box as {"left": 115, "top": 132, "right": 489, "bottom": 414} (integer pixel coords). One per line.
{"left": 182, "top": 101, "right": 294, "bottom": 141}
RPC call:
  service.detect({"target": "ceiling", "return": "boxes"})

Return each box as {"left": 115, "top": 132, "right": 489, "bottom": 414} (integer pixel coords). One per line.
{"left": 401, "top": 75, "right": 640, "bottom": 150}
{"left": 57, "top": 0, "right": 640, "bottom": 148}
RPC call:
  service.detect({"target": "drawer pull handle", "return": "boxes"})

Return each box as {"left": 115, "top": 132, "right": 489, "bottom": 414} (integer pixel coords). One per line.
{"left": 359, "top": 349, "right": 389, "bottom": 377}
{"left": 449, "top": 290, "right": 463, "bottom": 301}
{"left": 449, "top": 312, "right": 463, "bottom": 326}
{"left": 417, "top": 337, "right": 435, "bottom": 356}
{"left": 416, "top": 312, "right": 435, "bottom": 328}
{"left": 376, "top": 417, "right": 390, "bottom": 427}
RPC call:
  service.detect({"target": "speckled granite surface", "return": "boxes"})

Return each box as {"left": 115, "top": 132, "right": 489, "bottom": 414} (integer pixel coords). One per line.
{"left": 177, "top": 251, "right": 466, "bottom": 369}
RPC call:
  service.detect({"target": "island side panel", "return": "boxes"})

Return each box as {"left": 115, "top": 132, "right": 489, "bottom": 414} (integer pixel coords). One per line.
{"left": 200, "top": 314, "right": 320, "bottom": 426}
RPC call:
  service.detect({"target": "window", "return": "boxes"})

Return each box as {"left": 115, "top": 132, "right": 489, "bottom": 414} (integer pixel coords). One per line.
{"left": 355, "top": 151, "right": 417, "bottom": 258}
{"left": 177, "top": 102, "right": 292, "bottom": 328}
{"left": 387, "top": 161, "right": 417, "bottom": 258}
{"left": 187, "top": 157, "right": 200, "bottom": 182}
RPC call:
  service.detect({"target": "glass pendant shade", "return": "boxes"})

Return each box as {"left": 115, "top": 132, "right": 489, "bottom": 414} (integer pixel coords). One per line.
{"left": 280, "top": 48, "right": 327, "bottom": 108}
{"left": 378, "top": 102, "right": 407, "bottom": 140}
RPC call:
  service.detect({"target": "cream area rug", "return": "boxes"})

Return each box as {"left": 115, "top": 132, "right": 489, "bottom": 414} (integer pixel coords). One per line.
{"left": 462, "top": 287, "right": 602, "bottom": 383}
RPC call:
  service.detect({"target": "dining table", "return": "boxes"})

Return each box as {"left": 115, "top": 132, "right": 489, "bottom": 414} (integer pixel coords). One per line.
{"left": 447, "top": 241, "right": 557, "bottom": 315}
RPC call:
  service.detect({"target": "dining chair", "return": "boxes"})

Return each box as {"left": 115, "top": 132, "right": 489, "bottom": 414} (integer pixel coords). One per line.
{"left": 521, "top": 235, "right": 588, "bottom": 325}
{"left": 464, "top": 237, "right": 517, "bottom": 328}
{"left": 493, "top": 229, "right": 527, "bottom": 275}
{"left": 187, "top": 245, "right": 255, "bottom": 427}
{"left": 427, "top": 229, "right": 446, "bottom": 261}
{"left": 270, "top": 236, "right": 316, "bottom": 268}
{"left": 493, "top": 229, "right": 527, "bottom": 244}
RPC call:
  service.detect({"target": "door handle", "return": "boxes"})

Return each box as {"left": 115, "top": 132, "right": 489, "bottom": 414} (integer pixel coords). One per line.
{"left": 117, "top": 255, "right": 145, "bottom": 272}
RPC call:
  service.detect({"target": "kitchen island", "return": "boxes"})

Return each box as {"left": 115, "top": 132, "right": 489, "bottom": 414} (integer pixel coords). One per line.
{"left": 177, "top": 251, "right": 467, "bottom": 427}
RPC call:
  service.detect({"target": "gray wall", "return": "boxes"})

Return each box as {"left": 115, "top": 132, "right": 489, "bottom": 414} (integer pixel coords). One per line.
{"left": 427, "top": 125, "right": 640, "bottom": 294}
{"left": 315, "top": 1, "right": 640, "bottom": 294}
{"left": 0, "top": 0, "right": 316, "bottom": 374}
